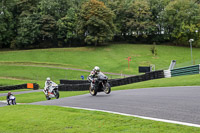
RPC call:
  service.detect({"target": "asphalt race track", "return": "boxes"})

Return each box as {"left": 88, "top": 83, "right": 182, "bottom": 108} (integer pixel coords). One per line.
{"left": 32, "top": 86, "right": 200, "bottom": 125}
{"left": 0, "top": 102, "right": 6, "bottom": 107}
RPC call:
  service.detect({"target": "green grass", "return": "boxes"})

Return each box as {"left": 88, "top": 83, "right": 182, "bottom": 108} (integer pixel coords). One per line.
{"left": 0, "top": 44, "right": 200, "bottom": 131}
{"left": 0, "top": 65, "right": 90, "bottom": 82}
{"left": 113, "top": 74, "right": 200, "bottom": 91}
{"left": 0, "top": 91, "right": 88, "bottom": 103}
{"left": 0, "top": 44, "right": 200, "bottom": 88}
{"left": 0, "top": 44, "right": 200, "bottom": 75}
{"left": 0, "top": 65, "right": 122, "bottom": 87}
{"left": 0, "top": 78, "right": 43, "bottom": 86}
{"left": 0, "top": 105, "right": 199, "bottom": 133}
{"left": 0, "top": 89, "right": 32, "bottom": 93}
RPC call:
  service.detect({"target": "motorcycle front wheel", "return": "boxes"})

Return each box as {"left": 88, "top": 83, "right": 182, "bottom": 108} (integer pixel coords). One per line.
{"left": 104, "top": 83, "right": 111, "bottom": 94}
{"left": 46, "top": 95, "right": 51, "bottom": 100}
{"left": 55, "top": 91, "right": 59, "bottom": 99}
{"left": 12, "top": 100, "right": 16, "bottom": 105}
{"left": 89, "top": 86, "right": 97, "bottom": 96}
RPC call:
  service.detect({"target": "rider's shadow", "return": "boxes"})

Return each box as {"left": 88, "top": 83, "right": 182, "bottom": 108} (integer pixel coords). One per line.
{"left": 91, "top": 94, "right": 111, "bottom": 97}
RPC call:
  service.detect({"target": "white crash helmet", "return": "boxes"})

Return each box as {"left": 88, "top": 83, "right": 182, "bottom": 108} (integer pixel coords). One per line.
{"left": 94, "top": 66, "right": 100, "bottom": 73}
{"left": 46, "top": 77, "right": 50, "bottom": 81}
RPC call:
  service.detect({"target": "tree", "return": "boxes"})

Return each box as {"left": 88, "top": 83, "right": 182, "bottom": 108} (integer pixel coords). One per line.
{"left": 161, "top": 0, "right": 200, "bottom": 45}
{"left": 39, "top": 14, "right": 57, "bottom": 47}
{"left": 15, "top": 13, "right": 40, "bottom": 48}
{"left": 0, "top": 0, "right": 15, "bottom": 48}
{"left": 106, "top": 0, "right": 131, "bottom": 40}
{"left": 125, "top": 0, "right": 156, "bottom": 39}
{"left": 148, "top": 0, "right": 171, "bottom": 42}
{"left": 78, "top": 0, "right": 116, "bottom": 46}
{"left": 38, "top": 0, "right": 72, "bottom": 20}
{"left": 57, "top": 8, "right": 78, "bottom": 46}
{"left": 8, "top": 0, "right": 41, "bottom": 48}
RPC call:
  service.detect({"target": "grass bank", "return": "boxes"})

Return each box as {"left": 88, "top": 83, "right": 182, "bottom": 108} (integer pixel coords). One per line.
{"left": 0, "top": 65, "right": 89, "bottom": 82}
{"left": 0, "top": 105, "right": 199, "bottom": 133}
{"left": 0, "top": 44, "right": 200, "bottom": 75}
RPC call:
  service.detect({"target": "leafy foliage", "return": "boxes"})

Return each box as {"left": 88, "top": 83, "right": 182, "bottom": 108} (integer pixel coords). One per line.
{"left": 57, "top": 8, "right": 78, "bottom": 46}
{"left": 15, "top": 13, "right": 40, "bottom": 48}
{"left": 78, "top": 0, "right": 116, "bottom": 46}
{"left": 1, "top": 0, "right": 200, "bottom": 48}
{"left": 126, "top": 0, "right": 156, "bottom": 38}
{"left": 161, "top": 0, "right": 200, "bottom": 45}
{"left": 0, "top": 0, "right": 15, "bottom": 48}
{"left": 150, "top": 44, "right": 157, "bottom": 56}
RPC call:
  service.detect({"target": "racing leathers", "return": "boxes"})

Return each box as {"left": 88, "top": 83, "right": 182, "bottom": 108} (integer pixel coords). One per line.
{"left": 7, "top": 93, "right": 13, "bottom": 105}
{"left": 87, "top": 70, "right": 103, "bottom": 89}
{"left": 44, "top": 81, "right": 57, "bottom": 95}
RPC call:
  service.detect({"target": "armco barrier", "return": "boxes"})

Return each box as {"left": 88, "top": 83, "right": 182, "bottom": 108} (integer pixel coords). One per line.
{"left": 33, "top": 83, "right": 40, "bottom": 90}
{"left": 171, "top": 65, "right": 199, "bottom": 77}
{"left": 0, "top": 83, "right": 39, "bottom": 91}
{"left": 58, "top": 70, "right": 165, "bottom": 91}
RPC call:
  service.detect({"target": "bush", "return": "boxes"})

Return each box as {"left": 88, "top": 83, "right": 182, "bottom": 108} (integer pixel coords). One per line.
{"left": 150, "top": 44, "right": 157, "bottom": 56}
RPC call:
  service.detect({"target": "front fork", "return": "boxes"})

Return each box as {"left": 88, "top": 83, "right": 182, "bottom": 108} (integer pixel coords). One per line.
{"left": 102, "top": 82, "right": 107, "bottom": 90}
{"left": 90, "top": 83, "right": 95, "bottom": 90}
{"left": 43, "top": 90, "right": 48, "bottom": 96}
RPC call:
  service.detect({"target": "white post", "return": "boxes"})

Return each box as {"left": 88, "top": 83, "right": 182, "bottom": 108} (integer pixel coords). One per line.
{"left": 199, "top": 64, "right": 200, "bottom": 74}
{"left": 189, "top": 39, "right": 194, "bottom": 65}
{"left": 164, "top": 70, "right": 171, "bottom": 78}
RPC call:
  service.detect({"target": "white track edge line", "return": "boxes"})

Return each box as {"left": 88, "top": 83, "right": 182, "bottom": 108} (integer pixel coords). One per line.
{"left": 62, "top": 106, "right": 200, "bottom": 128}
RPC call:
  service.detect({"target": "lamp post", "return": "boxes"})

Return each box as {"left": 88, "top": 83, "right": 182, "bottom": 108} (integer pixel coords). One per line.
{"left": 189, "top": 39, "right": 194, "bottom": 65}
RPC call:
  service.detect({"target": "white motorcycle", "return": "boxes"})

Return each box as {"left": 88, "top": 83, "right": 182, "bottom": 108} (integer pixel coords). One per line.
{"left": 44, "top": 85, "right": 60, "bottom": 100}
{"left": 8, "top": 95, "right": 16, "bottom": 105}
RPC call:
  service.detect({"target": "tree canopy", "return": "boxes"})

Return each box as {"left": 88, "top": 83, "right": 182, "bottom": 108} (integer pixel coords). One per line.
{"left": 1, "top": 0, "right": 200, "bottom": 49}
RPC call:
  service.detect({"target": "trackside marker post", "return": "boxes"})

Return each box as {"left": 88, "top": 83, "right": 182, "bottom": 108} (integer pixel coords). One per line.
{"left": 126, "top": 57, "right": 131, "bottom": 70}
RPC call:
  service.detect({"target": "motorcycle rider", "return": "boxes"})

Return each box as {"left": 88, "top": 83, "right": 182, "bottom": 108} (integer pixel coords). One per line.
{"left": 43, "top": 77, "right": 57, "bottom": 95}
{"left": 7, "top": 91, "right": 13, "bottom": 105}
{"left": 87, "top": 66, "right": 101, "bottom": 89}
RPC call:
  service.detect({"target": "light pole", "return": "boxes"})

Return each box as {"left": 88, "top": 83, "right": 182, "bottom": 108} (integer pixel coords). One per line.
{"left": 189, "top": 39, "right": 194, "bottom": 65}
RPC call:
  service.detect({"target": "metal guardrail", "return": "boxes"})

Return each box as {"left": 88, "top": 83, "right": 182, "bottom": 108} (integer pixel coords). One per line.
{"left": 164, "top": 65, "right": 200, "bottom": 78}
{"left": 171, "top": 65, "right": 199, "bottom": 77}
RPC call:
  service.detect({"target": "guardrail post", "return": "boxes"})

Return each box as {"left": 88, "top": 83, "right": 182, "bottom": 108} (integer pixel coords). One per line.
{"left": 199, "top": 64, "right": 200, "bottom": 74}
{"left": 164, "top": 70, "right": 171, "bottom": 78}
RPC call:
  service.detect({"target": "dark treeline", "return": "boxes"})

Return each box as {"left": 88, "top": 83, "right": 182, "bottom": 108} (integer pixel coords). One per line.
{"left": 1, "top": 0, "right": 200, "bottom": 49}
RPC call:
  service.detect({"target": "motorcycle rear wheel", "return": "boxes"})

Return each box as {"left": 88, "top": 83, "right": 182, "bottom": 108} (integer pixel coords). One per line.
{"left": 89, "top": 86, "right": 97, "bottom": 96}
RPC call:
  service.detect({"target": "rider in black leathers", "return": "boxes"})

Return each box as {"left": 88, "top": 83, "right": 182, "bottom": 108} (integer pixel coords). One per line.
{"left": 87, "top": 66, "right": 101, "bottom": 88}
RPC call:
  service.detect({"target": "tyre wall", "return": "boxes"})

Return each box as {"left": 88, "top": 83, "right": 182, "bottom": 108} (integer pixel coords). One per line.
{"left": 0, "top": 83, "right": 40, "bottom": 91}
{"left": 58, "top": 70, "right": 164, "bottom": 91}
